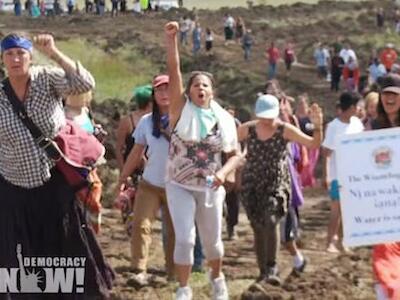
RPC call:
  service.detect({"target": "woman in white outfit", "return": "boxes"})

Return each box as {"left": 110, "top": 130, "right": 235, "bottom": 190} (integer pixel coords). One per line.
{"left": 164, "top": 21, "right": 242, "bottom": 300}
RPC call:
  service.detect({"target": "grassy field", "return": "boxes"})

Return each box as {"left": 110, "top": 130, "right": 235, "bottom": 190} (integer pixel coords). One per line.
{"left": 34, "top": 38, "right": 158, "bottom": 102}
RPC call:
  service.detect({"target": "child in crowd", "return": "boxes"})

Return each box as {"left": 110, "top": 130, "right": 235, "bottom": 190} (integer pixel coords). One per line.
{"left": 205, "top": 27, "right": 213, "bottom": 54}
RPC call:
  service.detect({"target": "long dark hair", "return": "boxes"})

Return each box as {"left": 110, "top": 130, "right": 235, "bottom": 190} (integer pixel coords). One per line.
{"left": 151, "top": 89, "right": 162, "bottom": 138}
{"left": 376, "top": 93, "right": 400, "bottom": 128}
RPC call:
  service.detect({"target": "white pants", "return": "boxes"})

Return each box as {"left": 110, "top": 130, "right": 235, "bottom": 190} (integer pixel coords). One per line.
{"left": 166, "top": 183, "right": 226, "bottom": 265}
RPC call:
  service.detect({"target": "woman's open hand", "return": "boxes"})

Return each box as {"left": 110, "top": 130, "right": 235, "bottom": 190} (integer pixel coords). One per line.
{"left": 309, "top": 103, "right": 323, "bottom": 130}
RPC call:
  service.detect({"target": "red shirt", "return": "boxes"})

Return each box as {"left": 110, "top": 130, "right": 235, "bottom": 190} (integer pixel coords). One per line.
{"left": 373, "top": 243, "right": 400, "bottom": 299}
{"left": 267, "top": 47, "right": 280, "bottom": 64}
{"left": 380, "top": 49, "right": 398, "bottom": 70}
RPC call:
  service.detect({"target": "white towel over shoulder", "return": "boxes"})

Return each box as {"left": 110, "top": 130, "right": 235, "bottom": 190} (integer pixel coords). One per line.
{"left": 175, "top": 99, "right": 238, "bottom": 153}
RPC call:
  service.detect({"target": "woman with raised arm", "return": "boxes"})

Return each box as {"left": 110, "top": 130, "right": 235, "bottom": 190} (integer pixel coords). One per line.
{"left": 238, "top": 94, "right": 323, "bottom": 285}
{"left": 0, "top": 32, "right": 113, "bottom": 298}
{"left": 164, "top": 21, "right": 242, "bottom": 300}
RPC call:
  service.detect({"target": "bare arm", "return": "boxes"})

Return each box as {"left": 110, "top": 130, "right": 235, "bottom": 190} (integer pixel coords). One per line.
{"left": 34, "top": 34, "right": 95, "bottom": 95}
{"left": 284, "top": 103, "right": 323, "bottom": 148}
{"left": 115, "top": 117, "right": 129, "bottom": 172}
{"left": 322, "top": 147, "right": 333, "bottom": 189}
{"left": 118, "top": 144, "right": 146, "bottom": 186}
{"left": 284, "top": 123, "right": 322, "bottom": 149}
{"left": 165, "top": 22, "right": 186, "bottom": 129}
{"left": 215, "top": 150, "right": 244, "bottom": 186}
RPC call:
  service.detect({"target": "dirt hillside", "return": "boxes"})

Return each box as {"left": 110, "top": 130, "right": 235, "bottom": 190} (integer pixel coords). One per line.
{"left": 0, "top": 1, "right": 393, "bottom": 298}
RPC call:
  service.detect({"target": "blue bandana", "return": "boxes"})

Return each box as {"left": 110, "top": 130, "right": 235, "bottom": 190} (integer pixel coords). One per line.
{"left": 1, "top": 35, "right": 33, "bottom": 53}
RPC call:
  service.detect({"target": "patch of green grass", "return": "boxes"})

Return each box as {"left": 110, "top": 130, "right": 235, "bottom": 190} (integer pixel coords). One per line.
{"left": 351, "top": 30, "right": 400, "bottom": 50}
{"left": 34, "top": 38, "right": 158, "bottom": 102}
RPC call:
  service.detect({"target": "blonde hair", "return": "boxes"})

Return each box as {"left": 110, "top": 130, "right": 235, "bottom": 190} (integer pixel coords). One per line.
{"left": 65, "top": 91, "right": 92, "bottom": 108}
{"left": 364, "top": 91, "right": 379, "bottom": 109}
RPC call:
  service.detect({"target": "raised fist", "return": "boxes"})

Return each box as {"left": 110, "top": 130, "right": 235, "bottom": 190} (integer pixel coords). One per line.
{"left": 164, "top": 22, "right": 179, "bottom": 38}
{"left": 33, "top": 34, "right": 57, "bottom": 57}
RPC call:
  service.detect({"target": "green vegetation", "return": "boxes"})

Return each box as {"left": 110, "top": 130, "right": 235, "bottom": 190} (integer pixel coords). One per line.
{"left": 351, "top": 30, "right": 400, "bottom": 50}
{"left": 34, "top": 38, "right": 158, "bottom": 102}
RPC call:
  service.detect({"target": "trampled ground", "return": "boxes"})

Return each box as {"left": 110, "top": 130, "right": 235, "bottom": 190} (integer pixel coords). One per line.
{"left": 0, "top": 1, "right": 394, "bottom": 298}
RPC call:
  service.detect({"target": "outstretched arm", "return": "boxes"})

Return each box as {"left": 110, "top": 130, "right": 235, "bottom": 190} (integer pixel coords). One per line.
{"left": 284, "top": 103, "right": 323, "bottom": 149}
{"left": 165, "top": 22, "right": 186, "bottom": 129}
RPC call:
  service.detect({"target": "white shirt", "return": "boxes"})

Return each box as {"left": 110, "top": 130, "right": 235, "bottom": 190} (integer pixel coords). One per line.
{"left": 133, "top": 113, "right": 169, "bottom": 188}
{"left": 339, "top": 48, "right": 357, "bottom": 64}
{"left": 322, "top": 117, "right": 364, "bottom": 181}
{"left": 224, "top": 16, "right": 235, "bottom": 28}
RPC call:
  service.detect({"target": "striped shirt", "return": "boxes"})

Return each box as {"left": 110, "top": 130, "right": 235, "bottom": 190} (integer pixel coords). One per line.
{"left": 0, "top": 62, "right": 95, "bottom": 188}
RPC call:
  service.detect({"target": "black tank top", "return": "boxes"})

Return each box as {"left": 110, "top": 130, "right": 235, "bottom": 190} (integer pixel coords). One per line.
{"left": 123, "top": 114, "right": 135, "bottom": 161}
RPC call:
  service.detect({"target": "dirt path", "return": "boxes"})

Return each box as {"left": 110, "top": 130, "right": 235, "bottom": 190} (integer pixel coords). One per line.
{"left": 98, "top": 188, "right": 375, "bottom": 300}
{"left": 0, "top": 2, "right": 390, "bottom": 298}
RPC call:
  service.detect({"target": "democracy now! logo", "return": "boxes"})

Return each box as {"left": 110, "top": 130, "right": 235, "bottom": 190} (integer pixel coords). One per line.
{"left": 0, "top": 244, "right": 86, "bottom": 294}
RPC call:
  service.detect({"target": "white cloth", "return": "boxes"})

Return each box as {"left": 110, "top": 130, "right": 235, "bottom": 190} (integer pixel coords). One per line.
{"left": 322, "top": 117, "right": 364, "bottom": 181}
{"left": 339, "top": 48, "right": 357, "bottom": 64}
{"left": 175, "top": 99, "right": 238, "bottom": 153}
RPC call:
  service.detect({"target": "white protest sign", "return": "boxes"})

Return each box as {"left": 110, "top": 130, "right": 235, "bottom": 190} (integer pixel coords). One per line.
{"left": 337, "top": 127, "right": 400, "bottom": 247}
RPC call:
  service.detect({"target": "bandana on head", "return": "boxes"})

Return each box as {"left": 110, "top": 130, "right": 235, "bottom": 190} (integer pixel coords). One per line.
{"left": 1, "top": 35, "right": 33, "bottom": 53}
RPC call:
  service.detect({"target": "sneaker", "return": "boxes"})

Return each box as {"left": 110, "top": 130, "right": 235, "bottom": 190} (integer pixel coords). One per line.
{"left": 292, "top": 257, "right": 308, "bottom": 275}
{"left": 127, "top": 271, "right": 150, "bottom": 288}
{"left": 211, "top": 274, "right": 229, "bottom": 300}
{"left": 265, "top": 266, "right": 281, "bottom": 286}
{"left": 326, "top": 243, "right": 340, "bottom": 253}
{"left": 176, "top": 286, "right": 193, "bottom": 300}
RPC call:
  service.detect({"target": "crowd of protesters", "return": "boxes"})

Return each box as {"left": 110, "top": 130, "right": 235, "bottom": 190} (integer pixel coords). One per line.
{"left": 1, "top": 3, "right": 400, "bottom": 300}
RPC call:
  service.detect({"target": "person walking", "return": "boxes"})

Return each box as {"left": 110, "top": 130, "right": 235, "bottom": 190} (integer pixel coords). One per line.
{"left": 283, "top": 42, "right": 296, "bottom": 77}
{"left": 323, "top": 92, "right": 364, "bottom": 253}
{"left": 115, "top": 85, "right": 152, "bottom": 173}
{"left": 238, "top": 94, "right": 323, "bottom": 285}
{"left": 295, "top": 95, "right": 320, "bottom": 188}
{"left": 205, "top": 27, "right": 213, "bottom": 55}
{"left": 117, "top": 75, "right": 175, "bottom": 286}
{"left": 330, "top": 49, "right": 345, "bottom": 92}
{"left": 342, "top": 57, "right": 360, "bottom": 92}
{"left": 13, "top": 0, "right": 22, "bottom": 16}
{"left": 0, "top": 32, "right": 113, "bottom": 299}
{"left": 223, "top": 13, "right": 235, "bottom": 46}
{"left": 242, "top": 29, "right": 253, "bottom": 61}
{"left": 380, "top": 44, "right": 398, "bottom": 73}
{"left": 192, "top": 22, "right": 202, "bottom": 55}
{"left": 165, "top": 21, "right": 242, "bottom": 300}
{"left": 314, "top": 42, "right": 330, "bottom": 79}
{"left": 266, "top": 41, "right": 280, "bottom": 80}
{"left": 368, "top": 74, "right": 400, "bottom": 300}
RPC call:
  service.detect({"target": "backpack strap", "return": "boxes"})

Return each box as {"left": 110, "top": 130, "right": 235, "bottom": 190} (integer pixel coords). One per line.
{"left": 2, "top": 78, "right": 61, "bottom": 161}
